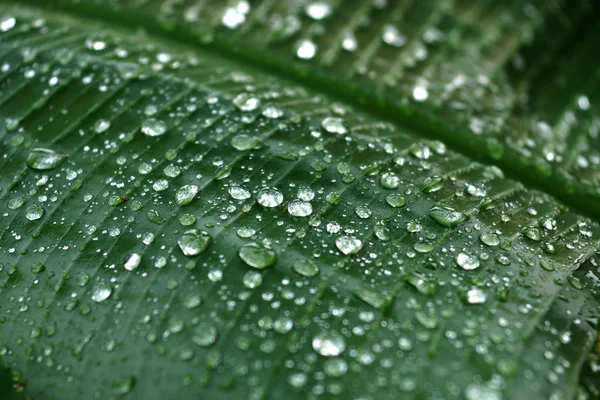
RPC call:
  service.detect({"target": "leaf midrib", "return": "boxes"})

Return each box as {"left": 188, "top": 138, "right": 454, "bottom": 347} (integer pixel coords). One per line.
{"left": 7, "top": 0, "right": 600, "bottom": 222}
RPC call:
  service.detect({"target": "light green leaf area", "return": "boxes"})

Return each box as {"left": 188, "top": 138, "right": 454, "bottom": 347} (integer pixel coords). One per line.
{"left": 0, "top": 4, "right": 598, "bottom": 400}
{"left": 20, "top": 0, "right": 600, "bottom": 219}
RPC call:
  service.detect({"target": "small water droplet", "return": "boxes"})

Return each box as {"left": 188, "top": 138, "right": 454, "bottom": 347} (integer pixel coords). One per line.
{"left": 385, "top": 194, "right": 406, "bottom": 208}
{"left": 93, "top": 119, "right": 111, "bottom": 133}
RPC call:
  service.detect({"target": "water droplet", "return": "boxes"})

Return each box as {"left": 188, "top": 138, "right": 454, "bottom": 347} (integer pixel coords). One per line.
{"left": 522, "top": 226, "right": 542, "bottom": 241}
{"left": 297, "top": 186, "right": 315, "bottom": 201}
{"left": 288, "top": 200, "right": 313, "bottom": 217}
{"left": 296, "top": 39, "right": 317, "bottom": 60}
{"left": 222, "top": 7, "right": 246, "bottom": 29}
{"left": 465, "top": 287, "right": 487, "bottom": 304}
{"left": 421, "top": 175, "right": 444, "bottom": 193}
{"left": 412, "top": 86, "right": 429, "bottom": 102}
{"left": 312, "top": 331, "right": 346, "bottom": 357}
{"left": 465, "top": 383, "right": 501, "bottom": 400}
{"left": 305, "top": 2, "right": 332, "bottom": 20}
{"left": 257, "top": 187, "right": 283, "bottom": 207}
{"left": 231, "top": 134, "right": 260, "bottom": 150}
{"left": 179, "top": 214, "right": 196, "bottom": 226}
{"left": 243, "top": 270, "right": 263, "bottom": 288}
{"left": 324, "top": 358, "right": 348, "bottom": 377}
{"left": 466, "top": 183, "right": 487, "bottom": 197}
{"left": 113, "top": 377, "right": 135, "bottom": 395}
{"left": 479, "top": 232, "right": 500, "bottom": 247}
{"left": 335, "top": 236, "right": 363, "bottom": 255}
{"left": 91, "top": 283, "right": 112, "bottom": 303}
{"left": 288, "top": 373, "right": 307, "bottom": 388}
{"left": 27, "top": 148, "right": 66, "bottom": 170}
{"left": 354, "top": 205, "right": 371, "bottom": 219}
{"left": 147, "top": 209, "right": 166, "bottom": 225}
{"left": 380, "top": 172, "right": 400, "bottom": 189}
{"left": 229, "top": 185, "right": 251, "bottom": 200}
{"left": 0, "top": 17, "right": 16, "bottom": 32}
{"left": 382, "top": 25, "right": 406, "bottom": 47}
{"left": 93, "top": 119, "right": 111, "bottom": 133}
{"left": 233, "top": 93, "right": 261, "bottom": 111}
{"left": 456, "top": 252, "right": 480, "bottom": 270}
{"left": 192, "top": 324, "right": 218, "bottom": 347}
{"left": 8, "top": 197, "right": 26, "bottom": 210}
{"left": 153, "top": 179, "right": 169, "bottom": 191}
{"left": 178, "top": 229, "right": 212, "bottom": 256}
{"left": 321, "top": 117, "right": 348, "bottom": 134}
{"left": 385, "top": 194, "right": 406, "bottom": 208}
{"left": 25, "top": 205, "right": 44, "bottom": 221}
{"left": 262, "top": 105, "right": 284, "bottom": 119}
{"left": 238, "top": 243, "right": 277, "bottom": 269}
{"left": 292, "top": 260, "right": 319, "bottom": 277}
{"left": 124, "top": 253, "right": 141, "bottom": 271}
{"left": 428, "top": 206, "right": 467, "bottom": 228}
{"left": 141, "top": 118, "right": 167, "bottom": 137}
{"left": 175, "top": 185, "right": 199, "bottom": 206}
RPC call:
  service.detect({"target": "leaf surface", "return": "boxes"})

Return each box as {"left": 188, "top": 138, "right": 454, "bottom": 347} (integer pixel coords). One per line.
{"left": 0, "top": 3, "right": 599, "bottom": 400}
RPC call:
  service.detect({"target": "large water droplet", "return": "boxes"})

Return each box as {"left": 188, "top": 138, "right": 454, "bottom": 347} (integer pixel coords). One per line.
{"left": 27, "top": 148, "right": 66, "bottom": 170}
{"left": 25, "top": 204, "right": 44, "bottom": 221}
{"left": 312, "top": 331, "right": 346, "bottom": 357}
{"left": 305, "top": 2, "right": 332, "bottom": 20}
{"left": 229, "top": 185, "right": 251, "bottom": 200}
{"left": 257, "top": 187, "right": 283, "bottom": 207}
{"left": 428, "top": 206, "right": 467, "bottom": 228}
{"left": 321, "top": 117, "right": 348, "bottom": 134}
{"left": 175, "top": 185, "right": 199, "bottom": 206}
{"left": 92, "top": 283, "right": 112, "bottom": 303}
{"left": 296, "top": 39, "right": 317, "bottom": 60}
{"left": 288, "top": 200, "right": 313, "bottom": 217}
{"left": 141, "top": 118, "right": 167, "bottom": 137}
{"left": 292, "top": 260, "right": 319, "bottom": 277}
{"left": 456, "top": 252, "right": 480, "bottom": 270}
{"left": 336, "top": 236, "right": 363, "bottom": 255}
{"left": 380, "top": 172, "right": 400, "bottom": 189}
{"left": 231, "top": 134, "right": 260, "bottom": 150}
{"left": 178, "top": 229, "right": 212, "bottom": 256}
{"left": 239, "top": 243, "right": 277, "bottom": 269}
{"left": 124, "top": 253, "right": 141, "bottom": 271}
{"left": 465, "top": 287, "right": 487, "bottom": 304}
{"left": 233, "top": 93, "right": 261, "bottom": 111}
{"left": 192, "top": 324, "right": 218, "bottom": 347}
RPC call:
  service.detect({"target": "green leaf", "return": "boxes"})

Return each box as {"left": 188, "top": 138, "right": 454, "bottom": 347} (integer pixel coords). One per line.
{"left": 0, "top": 3, "right": 599, "bottom": 400}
